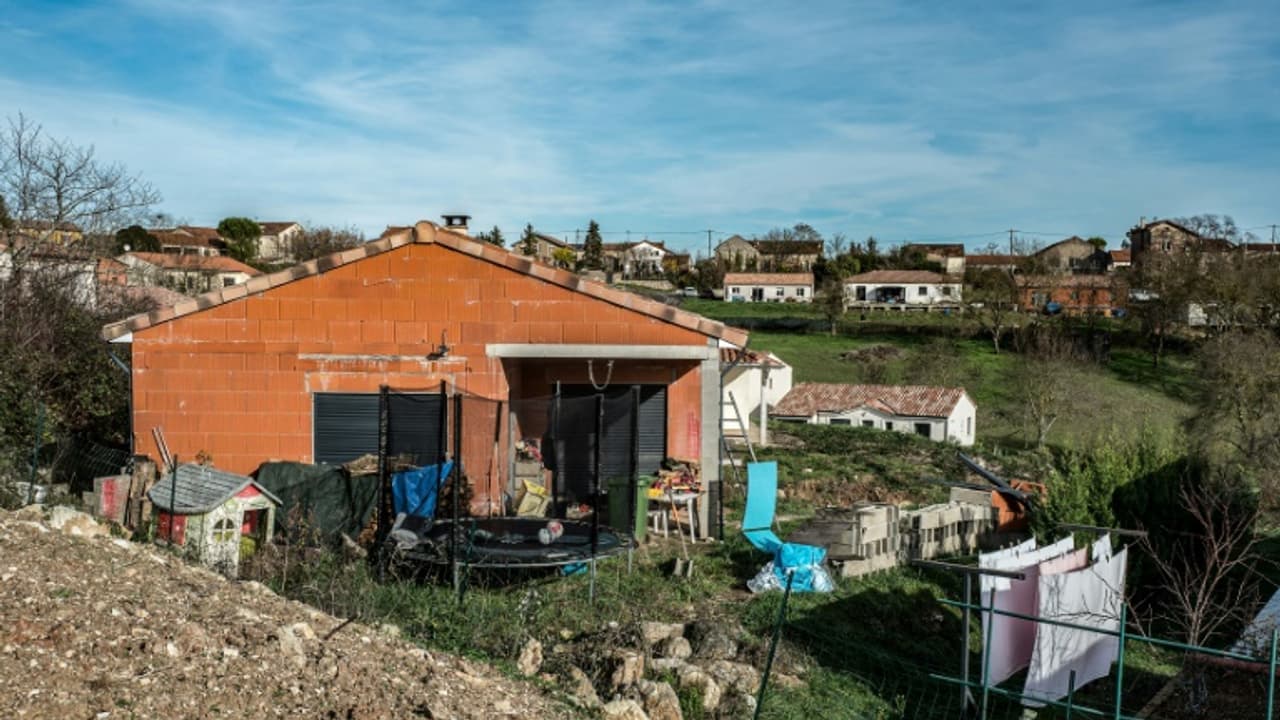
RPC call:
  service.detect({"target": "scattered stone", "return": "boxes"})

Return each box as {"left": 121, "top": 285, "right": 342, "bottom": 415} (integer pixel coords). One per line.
{"left": 774, "top": 672, "right": 805, "bottom": 689}
{"left": 687, "top": 621, "right": 739, "bottom": 661}
{"left": 639, "top": 621, "right": 684, "bottom": 647}
{"left": 46, "top": 507, "right": 107, "bottom": 538}
{"left": 649, "top": 658, "right": 688, "bottom": 675}
{"left": 637, "top": 679, "right": 682, "bottom": 720}
{"left": 717, "top": 691, "right": 757, "bottom": 718}
{"left": 657, "top": 636, "right": 692, "bottom": 660}
{"left": 601, "top": 698, "right": 649, "bottom": 720}
{"left": 277, "top": 623, "right": 314, "bottom": 669}
{"left": 706, "top": 660, "right": 760, "bottom": 695}
{"left": 611, "top": 650, "right": 646, "bottom": 689}
{"left": 517, "top": 639, "right": 543, "bottom": 677}
{"left": 565, "top": 666, "right": 601, "bottom": 709}
{"left": 677, "top": 666, "right": 721, "bottom": 712}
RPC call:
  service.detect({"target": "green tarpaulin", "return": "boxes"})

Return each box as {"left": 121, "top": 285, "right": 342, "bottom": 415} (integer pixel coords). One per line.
{"left": 254, "top": 462, "right": 378, "bottom": 543}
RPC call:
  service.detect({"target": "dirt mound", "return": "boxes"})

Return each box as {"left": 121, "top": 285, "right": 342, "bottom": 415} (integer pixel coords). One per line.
{"left": 0, "top": 508, "right": 574, "bottom": 719}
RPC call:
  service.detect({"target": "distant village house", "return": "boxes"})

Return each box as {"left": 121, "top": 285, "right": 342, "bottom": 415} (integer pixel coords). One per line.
{"left": 771, "top": 382, "right": 976, "bottom": 446}
{"left": 723, "top": 272, "right": 814, "bottom": 303}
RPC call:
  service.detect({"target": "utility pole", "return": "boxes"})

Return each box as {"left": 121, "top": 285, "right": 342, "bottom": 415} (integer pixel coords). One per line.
{"left": 1008, "top": 229, "right": 1017, "bottom": 256}
{"left": 1271, "top": 224, "right": 1277, "bottom": 254}
{"left": 707, "top": 229, "right": 714, "bottom": 258}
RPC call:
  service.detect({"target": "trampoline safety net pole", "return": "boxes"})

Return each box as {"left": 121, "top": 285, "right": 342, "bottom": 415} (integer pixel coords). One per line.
{"left": 553, "top": 382, "right": 562, "bottom": 520}
{"left": 375, "top": 386, "right": 390, "bottom": 574}
{"left": 629, "top": 384, "right": 640, "bottom": 573}
{"left": 591, "top": 391, "right": 603, "bottom": 604}
{"left": 452, "top": 388, "right": 463, "bottom": 599}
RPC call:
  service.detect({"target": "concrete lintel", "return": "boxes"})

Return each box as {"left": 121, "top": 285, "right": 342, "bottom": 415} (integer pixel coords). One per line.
{"left": 109, "top": 332, "right": 134, "bottom": 344}
{"left": 485, "top": 343, "right": 717, "bottom": 361}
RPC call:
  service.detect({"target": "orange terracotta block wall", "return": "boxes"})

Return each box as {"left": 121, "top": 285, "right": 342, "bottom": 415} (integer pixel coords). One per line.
{"left": 130, "top": 243, "right": 713, "bottom": 496}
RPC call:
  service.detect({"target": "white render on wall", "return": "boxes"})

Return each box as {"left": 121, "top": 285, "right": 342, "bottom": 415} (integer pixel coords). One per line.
{"left": 721, "top": 354, "right": 793, "bottom": 434}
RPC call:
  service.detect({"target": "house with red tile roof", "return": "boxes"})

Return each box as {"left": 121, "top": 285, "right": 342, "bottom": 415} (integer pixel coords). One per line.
{"left": 723, "top": 272, "right": 814, "bottom": 303}
{"left": 117, "top": 251, "right": 261, "bottom": 295}
{"left": 101, "top": 220, "right": 747, "bottom": 538}
{"left": 771, "top": 382, "right": 975, "bottom": 446}
{"left": 844, "top": 270, "right": 961, "bottom": 307}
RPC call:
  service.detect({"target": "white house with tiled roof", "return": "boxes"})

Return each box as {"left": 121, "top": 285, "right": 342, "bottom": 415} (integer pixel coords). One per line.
{"left": 723, "top": 272, "right": 814, "bottom": 303}
{"left": 844, "top": 270, "right": 961, "bottom": 307}
{"left": 720, "top": 348, "right": 793, "bottom": 446}
{"left": 771, "top": 382, "right": 975, "bottom": 445}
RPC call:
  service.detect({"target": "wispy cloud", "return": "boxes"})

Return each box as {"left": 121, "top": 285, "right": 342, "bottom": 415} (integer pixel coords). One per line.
{"left": 0, "top": 0, "right": 1276, "bottom": 250}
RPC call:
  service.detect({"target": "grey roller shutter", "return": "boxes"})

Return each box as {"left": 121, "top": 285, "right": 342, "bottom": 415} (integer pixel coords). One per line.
{"left": 313, "top": 392, "right": 442, "bottom": 466}
{"left": 635, "top": 385, "right": 667, "bottom": 474}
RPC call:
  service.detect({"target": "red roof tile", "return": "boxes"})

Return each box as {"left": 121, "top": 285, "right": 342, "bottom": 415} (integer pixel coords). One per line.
{"left": 723, "top": 272, "right": 813, "bottom": 285}
{"left": 123, "top": 252, "right": 262, "bottom": 275}
{"left": 772, "top": 382, "right": 970, "bottom": 419}
{"left": 720, "top": 348, "right": 785, "bottom": 368}
{"left": 102, "top": 221, "right": 749, "bottom": 346}
{"left": 844, "top": 270, "right": 951, "bottom": 284}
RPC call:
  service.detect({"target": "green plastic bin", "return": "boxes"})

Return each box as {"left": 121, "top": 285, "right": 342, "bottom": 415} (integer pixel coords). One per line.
{"left": 606, "top": 476, "right": 652, "bottom": 541}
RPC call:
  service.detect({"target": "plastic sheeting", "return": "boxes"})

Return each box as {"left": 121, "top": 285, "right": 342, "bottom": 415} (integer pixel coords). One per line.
{"left": 748, "top": 542, "right": 834, "bottom": 594}
{"left": 392, "top": 461, "right": 455, "bottom": 519}
{"left": 254, "top": 462, "right": 378, "bottom": 543}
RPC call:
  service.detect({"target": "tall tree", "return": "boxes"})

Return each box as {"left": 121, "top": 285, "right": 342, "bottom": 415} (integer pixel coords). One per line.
{"left": 1189, "top": 330, "right": 1280, "bottom": 486}
{"left": 519, "top": 224, "right": 537, "bottom": 256}
{"left": 475, "top": 225, "right": 505, "bottom": 247}
{"left": 114, "top": 225, "right": 159, "bottom": 253}
{"left": 582, "top": 220, "right": 604, "bottom": 270}
{"left": 0, "top": 112, "right": 160, "bottom": 255}
{"left": 819, "top": 278, "right": 845, "bottom": 336}
{"left": 217, "top": 217, "right": 262, "bottom": 263}
{"left": 1130, "top": 248, "right": 1199, "bottom": 367}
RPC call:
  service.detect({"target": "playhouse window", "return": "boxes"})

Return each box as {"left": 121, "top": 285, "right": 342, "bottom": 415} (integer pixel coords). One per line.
{"left": 212, "top": 518, "right": 237, "bottom": 543}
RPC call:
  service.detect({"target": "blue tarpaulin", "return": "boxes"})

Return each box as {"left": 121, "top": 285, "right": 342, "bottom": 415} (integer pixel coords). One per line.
{"left": 392, "top": 461, "right": 454, "bottom": 518}
{"left": 774, "top": 543, "right": 829, "bottom": 591}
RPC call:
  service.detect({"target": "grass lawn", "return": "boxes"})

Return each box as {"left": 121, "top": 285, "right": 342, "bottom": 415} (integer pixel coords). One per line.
{"left": 743, "top": 329, "right": 1194, "bottom": 451}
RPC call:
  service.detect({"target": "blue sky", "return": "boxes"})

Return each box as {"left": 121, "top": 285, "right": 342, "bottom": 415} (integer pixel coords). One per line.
{"left": 2, "top": 1, "right": 1277, "bottom": 254}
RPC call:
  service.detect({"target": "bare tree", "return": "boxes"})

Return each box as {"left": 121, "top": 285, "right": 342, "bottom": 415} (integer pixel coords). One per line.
{"left": 1129, "top": 248, "right": 1200, "bottom": 367}
{"left": 1010, "top": 323, "right": 1085, "bottom": 448}
{"left": 1, "top": 113, "right": 160, "bottom": 253}
{"left": 1137, "top": 477, "right": 1262, "bottom": 649}
{"left": 288, "top": 226, "right": 365, "bottom": 263}
{"left": 965, "top": 267, "right": 1021, "bottom": 354}
{"left": 1189, "top": 330, "right": 1280, "bottom": 493}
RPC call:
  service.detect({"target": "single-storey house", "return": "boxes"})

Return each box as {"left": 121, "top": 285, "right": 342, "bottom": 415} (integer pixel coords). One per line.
{"left": 771, "top": 382, "right": 976, "bottom": 446}
{"left": 1033, "top": 236, "right": 1110, "bottom": 275}
{"left": 103, "top": 220, "right": 748, "bottom": 538}
{"left": 723, "top": 272, "right": 814, "bottom": 303}
{"left": 844, "top": 270, "right": 961, "bottom": 307}
{"left": 117, "top": 251, "right": 262, "bottom": 295}
{"left": 149, "top": 463, "right": 279, "bottom": 575}
{"left": 721, "top": 348, "right": 792, "bottom": 446}
{"left": 256, "top": 221, "right": 304, "bottom": 264}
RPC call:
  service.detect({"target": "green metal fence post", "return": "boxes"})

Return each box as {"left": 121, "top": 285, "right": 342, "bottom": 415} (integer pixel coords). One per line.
{"left": 1065, "top": 669, "right": 1077, "bottom": 720}
{"left": 1267, "top": 628, "right": 1278, "bottom": 720}
{"left": 26, "top": 402, "right": 44, "bottom": 504}
{"left": 1113, "top": 602, "right": 1128, "bottom": 720}
{"left": 960, "top": 572, "right": 972, "bottom": 715}
{"left": 981, "top": 588, "right": 995, "bottom": 720}
{"left": 754, "top": 569, "right": 795, "bottom": 720}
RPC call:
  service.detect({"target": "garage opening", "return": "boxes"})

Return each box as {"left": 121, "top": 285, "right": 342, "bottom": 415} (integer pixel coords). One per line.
{"left": 313, "top": 391, "right": 444, "bottom": 466}
{"left": 542, "top": 384, "right": 667, "bottom": 506}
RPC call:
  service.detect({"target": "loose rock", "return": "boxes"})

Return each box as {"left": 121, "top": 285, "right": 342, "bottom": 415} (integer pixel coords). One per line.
{"left": 637, "top": 679, "right": 682, "bottom": 720}
{"left": 602, "top": 698, "right": 649, "bottom": 720}
{"left": 517, "top": 639, "right": 543, "bottom": 677}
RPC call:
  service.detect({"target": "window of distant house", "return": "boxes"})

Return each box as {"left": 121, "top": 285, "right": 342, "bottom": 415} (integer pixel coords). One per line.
{"left": 796, "top": 287, "right": 806, "bottom": 297}
{"left": 884, "top": 421, "right": 894, "bottom": 431}
{"left": 942, "top": 286, "right": 952, "bottom": 296}
{"left": 918, "top": 286, "right": 927, "bottom": 296}
{"left": 1162, "top": 240, "right": 1172, "bottom": 252}
{"left": 731, "top": 287, "right": 740, "bottom": 295}
{"left": 830, "top": 418, "right": 852, "bottom": 426}
{"left": 1071, "top": 291, "right": 1079, "bottom": 301}
{"left": 862, "top": 420, "right": 874, "bottom": 428}
{"left": 914, "top": 423, "right": 931, "bottom": 437}
{"left": 222, "top": 276, "right": 236, "bottom": 288}
{"left": 966, "top": 417, "right": 972, "bottom": 435}
{"left": 775, "top": 288, "right": 784, "bottom": 297}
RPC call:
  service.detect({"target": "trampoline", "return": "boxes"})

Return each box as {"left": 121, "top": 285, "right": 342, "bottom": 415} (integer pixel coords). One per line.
{"left": 389, "top": 516, "right": 631, "bottom": 569}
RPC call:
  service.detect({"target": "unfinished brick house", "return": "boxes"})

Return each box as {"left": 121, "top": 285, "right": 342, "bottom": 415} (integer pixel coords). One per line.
{"left": 101, "top": 221, "right": 748, "bottom": 536}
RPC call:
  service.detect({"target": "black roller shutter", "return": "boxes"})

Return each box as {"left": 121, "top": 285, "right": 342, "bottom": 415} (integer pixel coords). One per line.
{"left": 551, "top": 385, "right": 667, "bottom": 500}
{"left": 313, "top": 392, "right": 443, "bottom": 466}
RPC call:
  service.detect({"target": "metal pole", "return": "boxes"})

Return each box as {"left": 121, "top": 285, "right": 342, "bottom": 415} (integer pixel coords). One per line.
{"left": 590, "top": 392, "right": 602, "bottom": 604}
{"left": 452, "top": 391, "right": 463, "bottom": 599}
{"left": 553, "top": 383, "right": 562, "bottom": 518}
{"left": 376, "top": 386, "right": 390, "bottom": 545}
{"left": 1065, "top": 670, "right": 1076, "bottom": 720}
{"left": 1267, "top": 628, "right": 1278, "bottom": 720}
{"left": 167, "top": 456, "right": 178, "bottom": 545}
{"left": 960, "top": 572, "right": 972, "bottom": 715}
{"left": 1113, "top": 602, "right": 1127, "bottom": 720}
{"left": 753, "top": 569, "right": 795, "bottom": 720}
{"left": 26, "top": 402, "right": 44, "bottom": 504}
{"left": 629, "top": 384, "right": 640, "bottom": 572}
{"left": 980, "top": 588, "right": 995, "bottom": 720}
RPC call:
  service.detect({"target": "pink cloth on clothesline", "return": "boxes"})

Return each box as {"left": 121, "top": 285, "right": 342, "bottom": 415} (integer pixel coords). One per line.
{"left": 981, "top": 536, "right": 1076, "bottom": 686}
